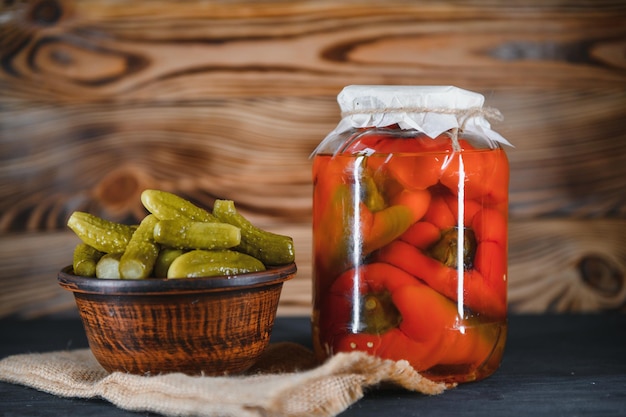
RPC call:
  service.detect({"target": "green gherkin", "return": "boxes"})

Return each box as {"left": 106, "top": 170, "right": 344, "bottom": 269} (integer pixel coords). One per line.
{"left": 67, "top": 211, "right": 135, "bottom": 253}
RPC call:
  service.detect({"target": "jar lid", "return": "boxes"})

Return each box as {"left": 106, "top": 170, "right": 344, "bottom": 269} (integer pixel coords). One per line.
{"left": 320, "top": 85, "right": 511, "bottom": 150}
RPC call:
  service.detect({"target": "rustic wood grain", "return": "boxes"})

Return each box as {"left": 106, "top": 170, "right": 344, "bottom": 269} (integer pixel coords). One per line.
{"left": 1, "top": 0, "right": 625, "bottom": 101}
{"left": 508, "top": 219, "right": 626, "bottom": 313}
{"left": 0, "top": 0, "right": 624, "bottom": 317}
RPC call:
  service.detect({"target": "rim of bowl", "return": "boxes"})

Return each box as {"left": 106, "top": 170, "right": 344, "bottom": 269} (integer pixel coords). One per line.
{"left": 58, "top": 263, "right": 296, "bottom": 295}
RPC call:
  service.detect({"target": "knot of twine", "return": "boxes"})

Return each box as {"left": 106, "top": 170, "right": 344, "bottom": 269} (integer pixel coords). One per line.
{"left": 341, "top": 106, "right": 503, "bottom": 130}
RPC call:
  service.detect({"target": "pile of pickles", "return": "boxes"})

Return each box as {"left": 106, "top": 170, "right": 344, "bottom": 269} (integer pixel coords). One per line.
{"left": 67, "top": 190, "right": 295, "bottom": 279}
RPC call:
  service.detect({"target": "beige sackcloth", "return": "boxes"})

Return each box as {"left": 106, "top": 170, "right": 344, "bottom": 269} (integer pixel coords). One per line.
{"left": 0, "top": 341, "right": 448, "bottom": 417}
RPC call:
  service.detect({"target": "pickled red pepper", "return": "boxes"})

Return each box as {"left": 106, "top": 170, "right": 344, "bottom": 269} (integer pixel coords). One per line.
{"left": 320, "top": 263, "right": 500, "bottom": 371}
{"left": 378, "top": 190, "right": 508, "bottom": 319}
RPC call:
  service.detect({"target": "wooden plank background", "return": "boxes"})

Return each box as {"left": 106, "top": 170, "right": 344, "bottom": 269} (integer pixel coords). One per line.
{"left": 1, "top": 0, "right": 625, "bottom": 318}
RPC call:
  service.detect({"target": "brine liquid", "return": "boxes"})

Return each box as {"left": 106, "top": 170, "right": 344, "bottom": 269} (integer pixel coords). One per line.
{"left": 312, "top": 145, "right": 509, "bottom": 383}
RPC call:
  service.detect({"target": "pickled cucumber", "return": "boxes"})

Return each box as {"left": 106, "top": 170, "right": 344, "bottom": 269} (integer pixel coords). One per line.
{"left": 119, "top": 214, "right": 160, "bottom": 279}
{"left": 72, "top": 243, "right": 104, "bottom": 277}
{"left": 67, "top": 211, "right": 136, "bottom": 253}
{"left": 153, "top": 219, "right": 241, "bottom": 250}
{"left": 141, "top": 189, "right": 217, "bottom": 222}
{"left": 154, "top": 248, "right": 185, "bottom": 278}
{"left": 96, "top": 253, "right": 123, "bottom": 279}
{"left": 212, "top": 200, "right": 295, "bottom": 266}
{"left": 167, "top": 249, "right": 265, "bottom": 278}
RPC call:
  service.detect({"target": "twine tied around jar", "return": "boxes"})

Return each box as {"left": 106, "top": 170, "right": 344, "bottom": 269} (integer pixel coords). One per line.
{"left": 340, "top": 105, "right": 503, "bottom": 124}
{"left": 340, "top": 106, "right": 504, "bottom": 151}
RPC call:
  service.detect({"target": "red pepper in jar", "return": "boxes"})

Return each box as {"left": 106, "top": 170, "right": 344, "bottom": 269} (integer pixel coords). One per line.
{"left": 347, "top": 130, "right": 443, "bottom": 191}
{"left": 439, "top": 147, "right": 509, "bottom": 206}
{"left": 348, "top": 131, "right": 508, "bottom": 206}
{"left": 319, "top": 262, "right": 499, "bottom": 372}
{"left": 313, "top": 161, "right": 430, "bottom": 292}
{"left": 377, "top": 191, "right": 507, "bottom": 319}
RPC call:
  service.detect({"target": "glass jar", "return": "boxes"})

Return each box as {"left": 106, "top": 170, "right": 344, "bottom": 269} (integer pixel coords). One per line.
{"left": 311, "top": 86, "right": 511, "bottom": 383}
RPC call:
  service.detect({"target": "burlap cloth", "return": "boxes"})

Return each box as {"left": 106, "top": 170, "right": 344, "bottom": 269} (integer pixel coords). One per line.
{"left": 0, "top": 342, "right": 448, "bottom": 417}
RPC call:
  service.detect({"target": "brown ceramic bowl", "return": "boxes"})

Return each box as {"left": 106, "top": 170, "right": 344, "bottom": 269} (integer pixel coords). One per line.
{"left": 58, "top": 263, "right": 296, "bottom": 376}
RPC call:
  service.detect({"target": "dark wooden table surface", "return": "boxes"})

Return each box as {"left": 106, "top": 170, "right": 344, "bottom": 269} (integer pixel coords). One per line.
{"left": 1, "top": 314, "right": 625, "bottom": 416}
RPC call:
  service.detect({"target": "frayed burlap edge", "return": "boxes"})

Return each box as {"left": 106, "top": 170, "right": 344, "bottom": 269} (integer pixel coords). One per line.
{"left": 0, "top": 344, "right": 448, "bottom": 417}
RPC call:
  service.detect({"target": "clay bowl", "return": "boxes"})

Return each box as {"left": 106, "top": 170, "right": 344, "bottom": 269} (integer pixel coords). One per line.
{"left": 58, "top": 263, "right": 296, "bottom": 376}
